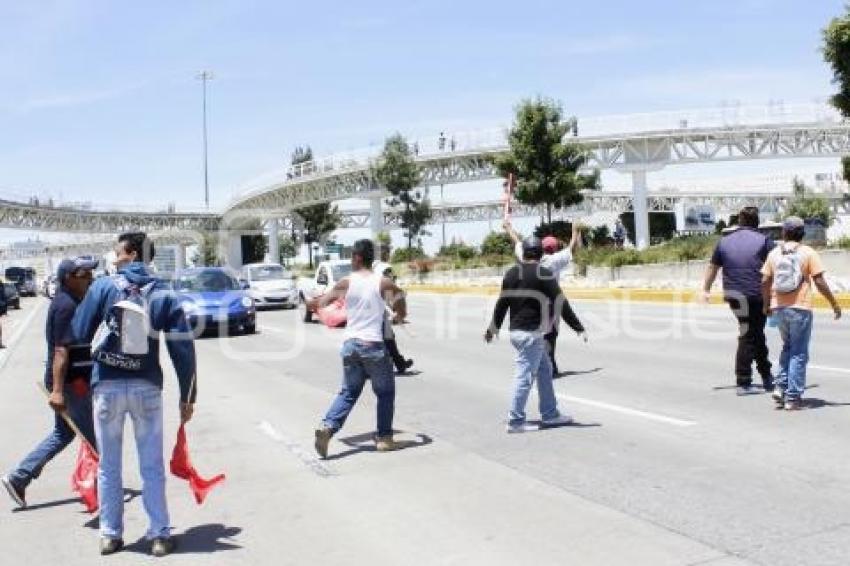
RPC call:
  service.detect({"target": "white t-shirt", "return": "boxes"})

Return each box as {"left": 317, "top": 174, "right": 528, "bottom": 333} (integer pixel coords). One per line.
{"left": 513, "top": 242, "right": 573, "bottom": 280}
{"left": 344, "top": 272, "right": 386, "bottom": 342}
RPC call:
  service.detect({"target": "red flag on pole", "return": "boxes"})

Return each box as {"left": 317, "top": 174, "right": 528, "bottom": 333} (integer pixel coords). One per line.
{"left": 71, "top": 442, "right": 99, "bottom": 513}
{"left": 170, "top": 424, "right": 225, "bottom": 505}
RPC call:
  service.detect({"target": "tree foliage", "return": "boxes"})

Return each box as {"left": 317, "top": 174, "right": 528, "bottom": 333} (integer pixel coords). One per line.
{"left": 374, "top": 133, "right": 432, "bottom": 249}
{"left": 619, "top": 212, "right": 677, "bottom": 244}
{"left": 290, "top": 145, "right": 341, "bottom": 267}
{"left": 823, "top": 9, "right": 850, "bottom": 117}
{"left": 787, "top": 177, "right": 835, "bottom": 226}
{"left": 495, "top": 97, "right": 600, "bottom": 223}
{"left": 480, "top": 231, "right": 515, "bottom": 257}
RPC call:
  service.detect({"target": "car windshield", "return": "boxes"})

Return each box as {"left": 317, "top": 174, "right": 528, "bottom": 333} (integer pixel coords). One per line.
{"left": 248, "top": 265, "right": 287, "bottom": 281}
{"left": 174, "top": 271, "right": 239, "bottom": 292}
{"left": 331, "top": 264, "right": 352, "bottom": 280}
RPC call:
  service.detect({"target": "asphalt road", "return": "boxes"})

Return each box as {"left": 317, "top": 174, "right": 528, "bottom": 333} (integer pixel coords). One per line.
{"left": 0, "top": 293, "right": 848, "bottom": 565}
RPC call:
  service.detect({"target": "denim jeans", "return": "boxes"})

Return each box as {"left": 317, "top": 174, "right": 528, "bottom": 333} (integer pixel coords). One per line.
{"left": 93, "top": 379, "right": 169, "bottom": 540}
{"left": 773, "top": 308, "right": 814, "bottom": 401}
{"left": 508, "top": 330, "right": 560, "bottom": 425}
{"left": 8, "top": 381, "right": 96, "bottom": 490}
{"left": 322, "top": 339, "right": 395, "bottom": 437}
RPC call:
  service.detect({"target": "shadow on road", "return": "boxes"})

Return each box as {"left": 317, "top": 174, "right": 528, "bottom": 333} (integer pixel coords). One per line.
{"left": 802, "top": 398, "right": 850, "bottom": 409}
{"left": 14, "top": 488, "right": 141, "bottom": 517}
{"left": 527, "top": 420, "right": 602, "bottom": 430}
{"left": 325, "top": 431, "right": 433, "bottom": 461}
{"left": 123, "top": 524, "right": 242, "bottom": 555}
{"left": 556, "top": 367, "right": 603, "bottom": 378}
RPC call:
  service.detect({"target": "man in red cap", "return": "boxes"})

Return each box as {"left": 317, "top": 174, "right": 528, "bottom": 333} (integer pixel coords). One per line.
{"left": 504, "top": 221, "right": 582, "bottom": 376}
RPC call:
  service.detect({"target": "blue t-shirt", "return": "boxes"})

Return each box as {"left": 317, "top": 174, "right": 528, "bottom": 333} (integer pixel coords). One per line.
{"left": 710, "top": 227, "right": 774, "bottom": 299}
{"left": 45, "top": 287, "right": 91, "bottom": 388}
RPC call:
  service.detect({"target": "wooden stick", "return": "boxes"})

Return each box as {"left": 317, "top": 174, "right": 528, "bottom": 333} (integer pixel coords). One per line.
{"left": 36, "top": 381, "right": 99, "bottom": 456}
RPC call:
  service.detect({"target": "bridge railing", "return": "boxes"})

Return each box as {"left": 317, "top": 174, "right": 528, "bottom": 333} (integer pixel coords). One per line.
{"left": 0, "top": 189, "right": 213, "bottom": 215}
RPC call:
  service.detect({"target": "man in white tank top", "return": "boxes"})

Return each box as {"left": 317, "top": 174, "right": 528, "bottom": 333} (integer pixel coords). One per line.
{"left": 309, "top": 239, "right": 407, "bottom": 458}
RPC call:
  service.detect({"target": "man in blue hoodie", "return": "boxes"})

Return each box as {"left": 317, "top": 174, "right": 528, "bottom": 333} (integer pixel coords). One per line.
{"left": 72, "top": 232, "right": 197, "bottom": 557}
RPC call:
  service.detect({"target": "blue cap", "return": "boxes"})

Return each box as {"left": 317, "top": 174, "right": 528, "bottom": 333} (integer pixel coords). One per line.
{"left": 56, "top": 256, "right": 99, "bottom": 282}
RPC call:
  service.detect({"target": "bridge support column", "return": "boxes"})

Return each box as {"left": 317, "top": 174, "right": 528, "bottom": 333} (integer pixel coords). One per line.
{"left": 267, "top": 218, "right": 280, "bottom": 264}
{"left": 226, "top": 233, "right": 243, "bottom": 269}
{"left": 174, "top": 244, "right": 186, "bottom": 272}
{"left": 370, "top": 196, "right": 384, "bottom": 239}
{"left": 632, "top": 170, "right": 650, "bottom": 250}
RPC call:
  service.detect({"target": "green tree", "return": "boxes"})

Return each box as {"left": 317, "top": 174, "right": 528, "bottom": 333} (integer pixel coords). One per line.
{"left": 291, "top": 145, "right": 341, "bottom": 267}
{"left": 787, "top": 178, "right": 835, "bottom": 226}
{"left": 193, "top": 232, "right": 222, "bottom": 266}
{"left": 823, "top": 8, "right": 850, "bottom": 117}
{"left": 619, "top": 212, "right": 677, "bottom": 244}
{"left": 374, "top": 133, "right": 431, "bottom": 249}
{"left": 495, "top": 97, "right": 600, "bottom": 224}
{"left": 480, "top": 231, "right": 515, "bottom": 257}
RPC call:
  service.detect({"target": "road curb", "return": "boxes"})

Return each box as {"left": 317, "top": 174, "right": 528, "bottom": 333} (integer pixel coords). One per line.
{"left": 406, "top": 284, "right": 850, "bottom": 309}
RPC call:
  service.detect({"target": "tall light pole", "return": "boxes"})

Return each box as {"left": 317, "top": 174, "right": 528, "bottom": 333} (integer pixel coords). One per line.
{"left": 196, "top": 70, "right": 214, "bottom": 209}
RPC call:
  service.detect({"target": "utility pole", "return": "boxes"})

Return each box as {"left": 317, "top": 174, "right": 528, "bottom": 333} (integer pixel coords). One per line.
{"left": 197, "top": 70, "right": 214, "bottom": 209}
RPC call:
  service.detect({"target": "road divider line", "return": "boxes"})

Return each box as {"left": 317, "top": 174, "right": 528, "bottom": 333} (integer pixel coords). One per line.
{"left": 810, "top": 365, "right": 850, "bottom": 375}
{"left": 257, "top": 420, "right": 334, "bottom": 478}
{"left": 0, "top": 301, "right": 46, "bottom": 372}
{"left": 556, "top": 394, "right": 697, "bottom": 427}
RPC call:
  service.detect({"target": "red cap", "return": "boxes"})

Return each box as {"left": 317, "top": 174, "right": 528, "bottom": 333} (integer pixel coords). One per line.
{"left": 541, "top": 236, "right": 558, "bottom": 253}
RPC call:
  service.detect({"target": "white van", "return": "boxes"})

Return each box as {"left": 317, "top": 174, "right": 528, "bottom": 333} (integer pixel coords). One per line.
{"left": 240, "top": 263, "right": 298, "bottom": 309}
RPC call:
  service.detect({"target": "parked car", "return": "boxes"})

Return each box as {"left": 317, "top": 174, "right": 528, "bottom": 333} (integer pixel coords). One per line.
{"left": 42, "top": 275, "right": 58, "bottom": 299}
{"left": 240, "top": 262, "right": 299, "bottom": 309}
{"left": 3, "top": 283, "right": 21, "bottom": 309}
{"left": 172, "top": 268, "right": 256, "bottom": 335}
{"left": 297, "top": 259, "right": 352, "bottom": 324}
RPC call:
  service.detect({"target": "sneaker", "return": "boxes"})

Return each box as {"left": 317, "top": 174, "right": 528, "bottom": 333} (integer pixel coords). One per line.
{"left": 736, "top": 385, "right": 758, "bottom": 396}
{"left": 403, "top": 359, "right": 414, "bottom": 371}
{"left": 784, "top": 399, "right": 803, "bottom": 411}
{"left": 0, "top": 475, "right": 26, "bottom": 509}
{"left": 771, "top": 388, "right": 785, "bottom": 407}
{"left": 505, "top": 422, "right": 539, "bottom": 434}
{"left": 542, "top": 414, "right": 574, "bottom": 427}
{"left": 99, "top": 537, "right": 124, "bottom": 556}
{"left": 375, "top": 436, "right": 398, "bottom": 452}
{"left": 314, "top": 427, "right": 333, "bottom": 459}
{"left": 151, "top": 537, "right": 176, "bottom": 557}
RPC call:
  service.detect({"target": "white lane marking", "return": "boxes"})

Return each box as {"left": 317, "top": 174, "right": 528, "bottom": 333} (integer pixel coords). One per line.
{"left": 257, "top": 420, "right": 334, "bottom": 477}
{"left": 810, "top": 365, "right": 850, "bottom": 375}
{"left": 556, "top": 394, "right": 697, "bottom": 427}
{"left": 0, "top": 301, "right": 46, "bottom": 371}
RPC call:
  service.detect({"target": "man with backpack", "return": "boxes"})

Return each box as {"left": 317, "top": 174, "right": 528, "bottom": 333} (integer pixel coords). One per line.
{"left": 2, "top": 256, "right": 98, "bottom": 509}
{"left": 761, "top": 216, "right": 842, "bottom": 410}
{"left": 72, "top": 232, "right": 197, "bottom": 557}
{"left": 702, "top": 206, "right": 775, "bottom": 394}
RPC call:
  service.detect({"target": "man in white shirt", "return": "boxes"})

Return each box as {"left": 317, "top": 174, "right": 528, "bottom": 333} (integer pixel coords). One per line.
{"left": 504, "top": 220, "right": 581, "bottom": 376}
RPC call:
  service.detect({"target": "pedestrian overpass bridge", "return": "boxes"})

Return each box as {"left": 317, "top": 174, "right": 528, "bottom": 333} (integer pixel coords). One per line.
{"left": 2, "top": 103, "right": 849, "bottom": 266}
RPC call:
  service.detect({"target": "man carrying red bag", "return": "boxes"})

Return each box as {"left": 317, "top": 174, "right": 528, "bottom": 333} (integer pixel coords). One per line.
{"left": 2, "top": 257, "right": 99, "bottom": 509}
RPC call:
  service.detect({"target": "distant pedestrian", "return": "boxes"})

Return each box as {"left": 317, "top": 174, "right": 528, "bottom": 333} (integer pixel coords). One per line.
{"left": 413, "top": 141, "right": 419, "bottom": 156}
{"left": 613, "top": 219, "right": 626, "bottom": 248}
{"left": 373, "top": 244, "right": 414, "bottom": 375}
{"left": 702, "top": 206, "right": 775, "bottom": 394}
{"left": 761, "top": 216, "right": 842, "bottom": 410}
{"left": 485, "top": 237, "right": 586, "bottom": 433}
{"left": 1, "top": 257, "right": 98, "bottom": 509}
{"left": 312, "top": 239, "right": 408, "bottom": 458}
{"left": 504, "top": 220, "right": 581, "bottom": 376}
{"left": 72, "top": 232, "right": 197, "bottom": 557}
{"left": 0, "top": 281, "right": 6, "bottom": 348}
{"left": 438, "top": 132, "right": 446, "bottom": 151}
{"left": 450, "top": 136, "right": 456, "bottom": 151}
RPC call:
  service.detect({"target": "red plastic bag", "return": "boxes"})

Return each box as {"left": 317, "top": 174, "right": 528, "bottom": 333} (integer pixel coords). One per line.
{"left": 317, "top": 298, "right": 347, "bottom": 328}
{"left": 169, "top": 424, "right": 225, "bottom": 504}
{"left": 71, "top": 442, "right": 99, "bottom": 513}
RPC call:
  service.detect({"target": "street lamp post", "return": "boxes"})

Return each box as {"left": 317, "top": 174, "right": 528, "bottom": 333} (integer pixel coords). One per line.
{"left": 196, "top": 70, "right": 214, "bottom": 209}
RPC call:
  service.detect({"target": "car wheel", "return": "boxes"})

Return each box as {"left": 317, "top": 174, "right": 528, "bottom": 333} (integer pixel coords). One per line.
{"left": 243, "top": 322, "right": 257, "bottom": 334}
{"left": 14, "top": 301, "right": 20, "bottom": 310}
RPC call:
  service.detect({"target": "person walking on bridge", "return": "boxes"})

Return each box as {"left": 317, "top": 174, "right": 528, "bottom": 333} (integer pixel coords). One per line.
{"left": 311, "top": 239, "right": 408, "bottom": 458}
{"left": 2, "top": 257, "right": 98, "bottom": 509}
{"left": 485, "top": 237, "right": 586, "bottom": 433}
{"left": 702, "top": 206, "right": 775, "bottom": 395}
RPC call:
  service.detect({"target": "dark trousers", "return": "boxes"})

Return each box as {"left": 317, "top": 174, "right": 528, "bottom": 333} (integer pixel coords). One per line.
{"left": 544, "top": 329, "right": 559, "bottom": 375}
{"left": 727, "top": 297, "right": 772, "bottom": 387}
{"left": 384, "top": 338, "right": 407, "bottom": 372}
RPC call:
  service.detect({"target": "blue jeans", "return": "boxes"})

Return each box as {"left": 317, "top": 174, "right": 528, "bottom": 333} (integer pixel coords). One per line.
{"left": 509, "top": 331, "right": 560, "bottom": 425}
{"left": 774, "top": 308, "right": 814, "bottom": 401}
{"left": 93, "top": 379, "right": 169, "bottom": 540}
{"left": 8, "top": 381, "right": 95, "bottom": 489}
{"left": 322, "top": 339, "right": 395, "bottom": 437}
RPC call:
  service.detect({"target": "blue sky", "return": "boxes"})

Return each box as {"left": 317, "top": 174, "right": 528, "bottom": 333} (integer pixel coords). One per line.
{"left": 0, "top": 0, "right": 846, "bottom": 216}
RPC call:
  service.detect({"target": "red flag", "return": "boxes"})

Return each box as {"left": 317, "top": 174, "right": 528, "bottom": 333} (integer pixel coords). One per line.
{"left": 170, "top": 424, "right": 225, "bottom": 505}
{"left": 71, "top": 442, "right": 99, "bottom": 513}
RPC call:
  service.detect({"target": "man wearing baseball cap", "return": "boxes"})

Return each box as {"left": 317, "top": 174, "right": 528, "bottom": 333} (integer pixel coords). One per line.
{"left": 504, "top": 220, "right": 582, "bottom": 376}
{"left": 761, "top": 216, "right": 842, "bottom": 410}
{"left": 2, "top": 256, "right": 98, "bottom": 509}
